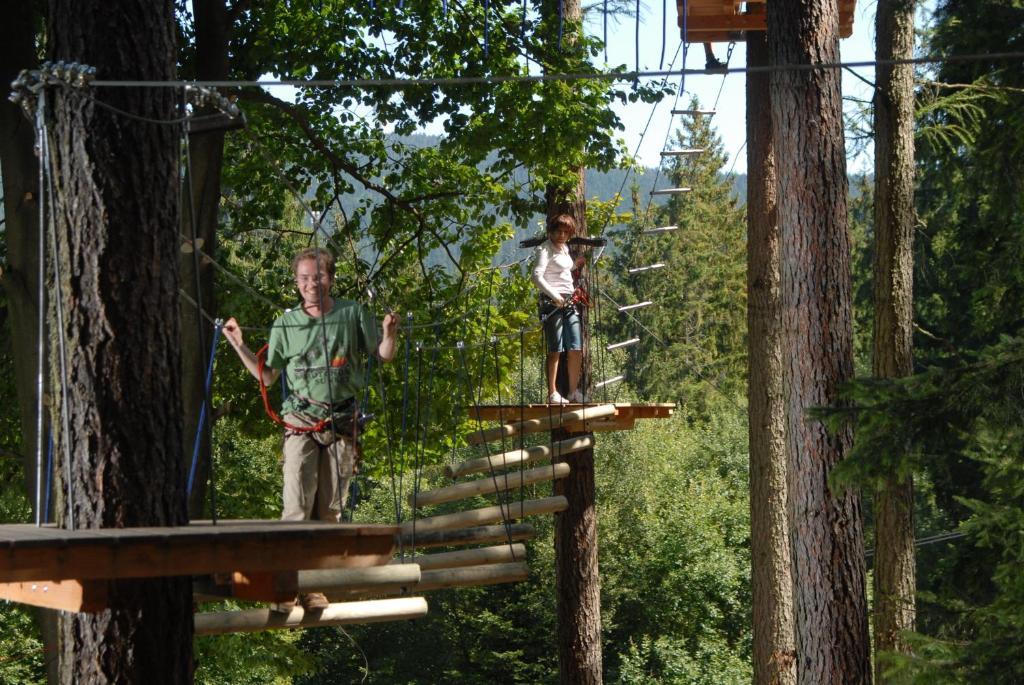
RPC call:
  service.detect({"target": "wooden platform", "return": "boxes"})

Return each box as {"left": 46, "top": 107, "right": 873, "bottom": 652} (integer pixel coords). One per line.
{"left": 677, "top": 1, "right": 856, "bottom": 43}
{"left": 468, "top": 403, "right": 675, "bottom": 433}
{"left": 0, "top": 520, "right": 398, "bottom": 612}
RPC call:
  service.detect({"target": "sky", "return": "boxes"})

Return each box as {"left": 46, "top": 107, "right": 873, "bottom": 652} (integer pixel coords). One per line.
{"left": 596, "top": 1, "right": 884, "bottom": 175}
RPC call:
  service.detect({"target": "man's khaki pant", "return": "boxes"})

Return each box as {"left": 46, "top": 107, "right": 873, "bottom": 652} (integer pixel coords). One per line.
{"left": 280, "top": 413, "right": 356, "bottom": 522}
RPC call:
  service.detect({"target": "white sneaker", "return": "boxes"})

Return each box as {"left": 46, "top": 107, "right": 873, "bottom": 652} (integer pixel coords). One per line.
{"left": 548, "top": 391, "right": 569, "bottom": 405}
{"left": 569, "top": 389, "right": 587, "bottom": 404}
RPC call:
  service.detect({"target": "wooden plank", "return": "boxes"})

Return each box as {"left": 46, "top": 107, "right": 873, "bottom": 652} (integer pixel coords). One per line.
{"left": 447, "top": 436, "right": 593, "bottom": 479}
{"left": 0, "top": 579, "right": 109, "bottom": 613}
{"left": 0, "top": 521, "right": 399, "bottom": 583}
{"left": 399, "top": 523, "right": 535, "bottom": 550}
{"left": 466, "top": 404, "right": 617, "bottom": 443}
{"left": 397, "top": 544, "right": 527, "bottom": 571}
{"left": 413, "top": 463, "right": 570, "bottom": 508}
{"left": 400, "top": 496, "right": 568, "bottom": 535}
{"left": 194, "top": 597, "right": 429, "bottom": 636}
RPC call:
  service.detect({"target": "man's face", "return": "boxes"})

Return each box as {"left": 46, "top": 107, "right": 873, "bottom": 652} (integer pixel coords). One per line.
{"left": 294, "top": 258, "right": 332, "bottom": 306}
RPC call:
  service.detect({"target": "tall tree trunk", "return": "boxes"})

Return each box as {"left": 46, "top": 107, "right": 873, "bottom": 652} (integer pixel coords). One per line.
{"left": 549, "top": 171, "right": 602, "bottom": 683}
{"left": 48, "top": 1, "right": 193, "bottom": 681}
{"left": 746, "top": 28, "right": 797, "bottom": 685}
{"left": 872, "top": 0, "right": 917, "bottom": 679}
{"left": 183, "top": 0, "right": 230, "bottom": 517}
{"left": 766, "top": 1, "right": 872, "bottom": 682}
{"left": 1, "top": 0, "right": 43, "bottom": 519}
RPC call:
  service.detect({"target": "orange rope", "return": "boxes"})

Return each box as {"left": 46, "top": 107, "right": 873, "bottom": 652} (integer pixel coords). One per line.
{"left": 255, "top": 344, "right": 330, "bottom": 433}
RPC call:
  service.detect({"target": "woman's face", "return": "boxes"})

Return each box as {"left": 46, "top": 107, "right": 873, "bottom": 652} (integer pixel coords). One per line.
{"left": 548, "top": 225, "right": 572, "bottom": 246}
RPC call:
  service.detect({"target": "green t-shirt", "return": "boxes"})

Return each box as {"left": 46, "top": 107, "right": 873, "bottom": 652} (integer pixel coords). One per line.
{"left": 266, "top": 300, "right": 379, "bottom": 419}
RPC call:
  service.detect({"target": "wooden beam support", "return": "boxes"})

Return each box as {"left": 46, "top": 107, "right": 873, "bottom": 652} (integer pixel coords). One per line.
{"left": 399, "top": 523, "right": 535, "bottom": 550}
{"left": 0, "top": 579, "right": 109, "bottom": 613}
{"left": 400, "top": 496, "right": 568, "bottom": 535}
{"left": 194, "top": 597, "right": 429, "bottom": 636}
{"left": 465, "top": 404, "right": 616, "bottom": 444}
{"left": 395, "top": 543, "right": 528, "bottom": 571}
{"left": 228, "top": 571, "right": 298, "bottom": 602}
{"left": 412, "top": 462, "right": 570, "bottom": 508}
{"left": 449, "top": 436, "right": 592, "bottom": 478}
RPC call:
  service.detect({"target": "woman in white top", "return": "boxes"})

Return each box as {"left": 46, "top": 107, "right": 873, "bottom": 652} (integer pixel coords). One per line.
{"left": 531, "top": 214, "right": 584, "bottom": 404}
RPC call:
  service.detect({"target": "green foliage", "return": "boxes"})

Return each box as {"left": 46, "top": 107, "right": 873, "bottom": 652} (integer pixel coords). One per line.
{"left": 0, "top": 604, "right": 45, "bottom": 684}
{"left": 196, "top": 625, "right": 318, "bottom": 685}
{"left": 597, "top": 404, "right": 752, "bottom": 684}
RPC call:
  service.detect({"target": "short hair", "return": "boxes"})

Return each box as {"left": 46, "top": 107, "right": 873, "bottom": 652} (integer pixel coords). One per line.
{"left": 546, "top": 214, "right": 577, "bottom": 236}
{"left": 291, "top": 248, "right": 336, "bottom": 278}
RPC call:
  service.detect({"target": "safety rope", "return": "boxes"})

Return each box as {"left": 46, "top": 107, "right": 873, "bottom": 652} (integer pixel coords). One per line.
{"left": 187, "top": 319, "right": 225, "bottom": 497}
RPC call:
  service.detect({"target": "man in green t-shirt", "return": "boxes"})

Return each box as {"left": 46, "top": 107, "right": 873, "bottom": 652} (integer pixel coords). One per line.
{"left": 224, "top": 249, "right": 398, "bottom": 609}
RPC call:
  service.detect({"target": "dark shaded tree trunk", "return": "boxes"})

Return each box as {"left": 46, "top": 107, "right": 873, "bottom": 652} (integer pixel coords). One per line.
{"left": 872, "top": 0, "right": 917, "bottom": 678}
{"left": 549, "top": 169, "right": 602, "bottom": 684}
{"left": 766, "top": 0, "right": 872, "bottom": 682}
{"left": 1, "top": 0, "right": 43, "bottom": 519}
{"left": 48, "top": 0, "right": 193, "bottom": 681}
{"left": 746, "top": 28, "right": 797, "bottom": 685}
{"left": 182, "top": 0, "right": 230, "bottom": 518}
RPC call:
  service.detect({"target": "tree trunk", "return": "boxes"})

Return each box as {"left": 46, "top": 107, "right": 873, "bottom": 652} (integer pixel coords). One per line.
{"left": 48, "top": 1, "right": 193, "bottom": 681}
{"left": 1, "top": 0, "right": 43, "bottom": 519}
{"left": 766, "top": 1, "right": 872, "bottom": 682}
{"left": 872, "top": 0, "right": 917, "bottom": 678}
{"left": 746, "top": 29, "right": 797, "bottom": 685}
{"left": 549, "top": 170, "right": 602, "bottom": 684}
{"left": 183, "top": 0, "right": 230, "bottom": 517}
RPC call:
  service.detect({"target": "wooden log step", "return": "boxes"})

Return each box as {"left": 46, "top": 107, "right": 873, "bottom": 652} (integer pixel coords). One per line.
{"left": 194, "top": 597, "right": 429, "bottom": 636}
{"left": 399, "top": 523, "right": 535, "bottom": 550}
{"left": 465, "top": 404, "right": 616, "bottom": 445}
{"left": 393, "top": 543, "right": 527, "bottom": 571}
{"left": 297, "top": 564, "right": 421, "bottom": 594}
{"left": 447, "top": 435, "right": 593, "bottom": 479}
{"left": 416, "top": 562, "right": 528, "bottom": 592}
{"left": 412, "top": 463, "right": 570, "bottom": 508}
{"left": 400, "top": 496, "right": 568, "bottom": 535}
{"left": 343, "top": 563, "right": 529, "bottom": 599}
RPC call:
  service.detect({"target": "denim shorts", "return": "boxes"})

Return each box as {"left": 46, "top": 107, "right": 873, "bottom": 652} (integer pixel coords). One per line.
{"left": 540, "top": 301, "right": 582, "bottom": 353}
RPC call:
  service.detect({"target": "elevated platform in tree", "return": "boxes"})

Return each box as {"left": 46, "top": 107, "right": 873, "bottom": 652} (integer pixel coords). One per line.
{"left": 677, "top": 0, "right": 856, "bottom": 43}
{"left": 0, "top": 520, "right": 398, "bottom": 612}
{"left": 468, "top": 402, "right": 675, "bottom": 434}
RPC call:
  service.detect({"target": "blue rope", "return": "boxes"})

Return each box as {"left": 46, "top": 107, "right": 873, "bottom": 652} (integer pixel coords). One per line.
{"left": 604, "top": 0, "right": 608, "bottom": 63}
{"left": 187, "top": 319, "right": 224, "bottom": 496}
{"left": 484, "top": 0, "right": 490, "bottom": 56}
{"left": 660, "top": 0, "right": 667, "bottom": 69}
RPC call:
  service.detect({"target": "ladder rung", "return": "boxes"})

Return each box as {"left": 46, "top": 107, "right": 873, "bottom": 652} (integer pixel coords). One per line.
{"left": 606, "top": 338, "right": 640, "bottom": 351}
{"left": 594, "top": 375, "right": 624, "bottom": 389}
{"left": 643, "top": 225, "right": 678, "bottom": 234}
{"left": 650, "top": 187, "right": 691, "bottom": 195}
{"left": 671, "top": 109, "right": 716, "bottom": 116}
{"left": 628, "top": 263, "right": 665, "bottom": 274}
{"left": 660, "top": 149, "right": 704, "bottom": 156}
{"left": 618, "top": 301, "right": 652, "bottom": 312}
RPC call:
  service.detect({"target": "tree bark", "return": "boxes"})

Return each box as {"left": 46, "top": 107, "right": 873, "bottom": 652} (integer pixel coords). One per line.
{"left": 182, "top": 0, "right": 230, "bottom": 517}
{"left": 766, "top": 1, "right": 872, "bottom": 682}
{"left": 872, "top": 0, "right": 917, "bottom": 679}
{"left": 48, "top": 1, "right": 193, "bottom": 681}
{"left": 746, "top": 29, "right": 797, "bottom": 685}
